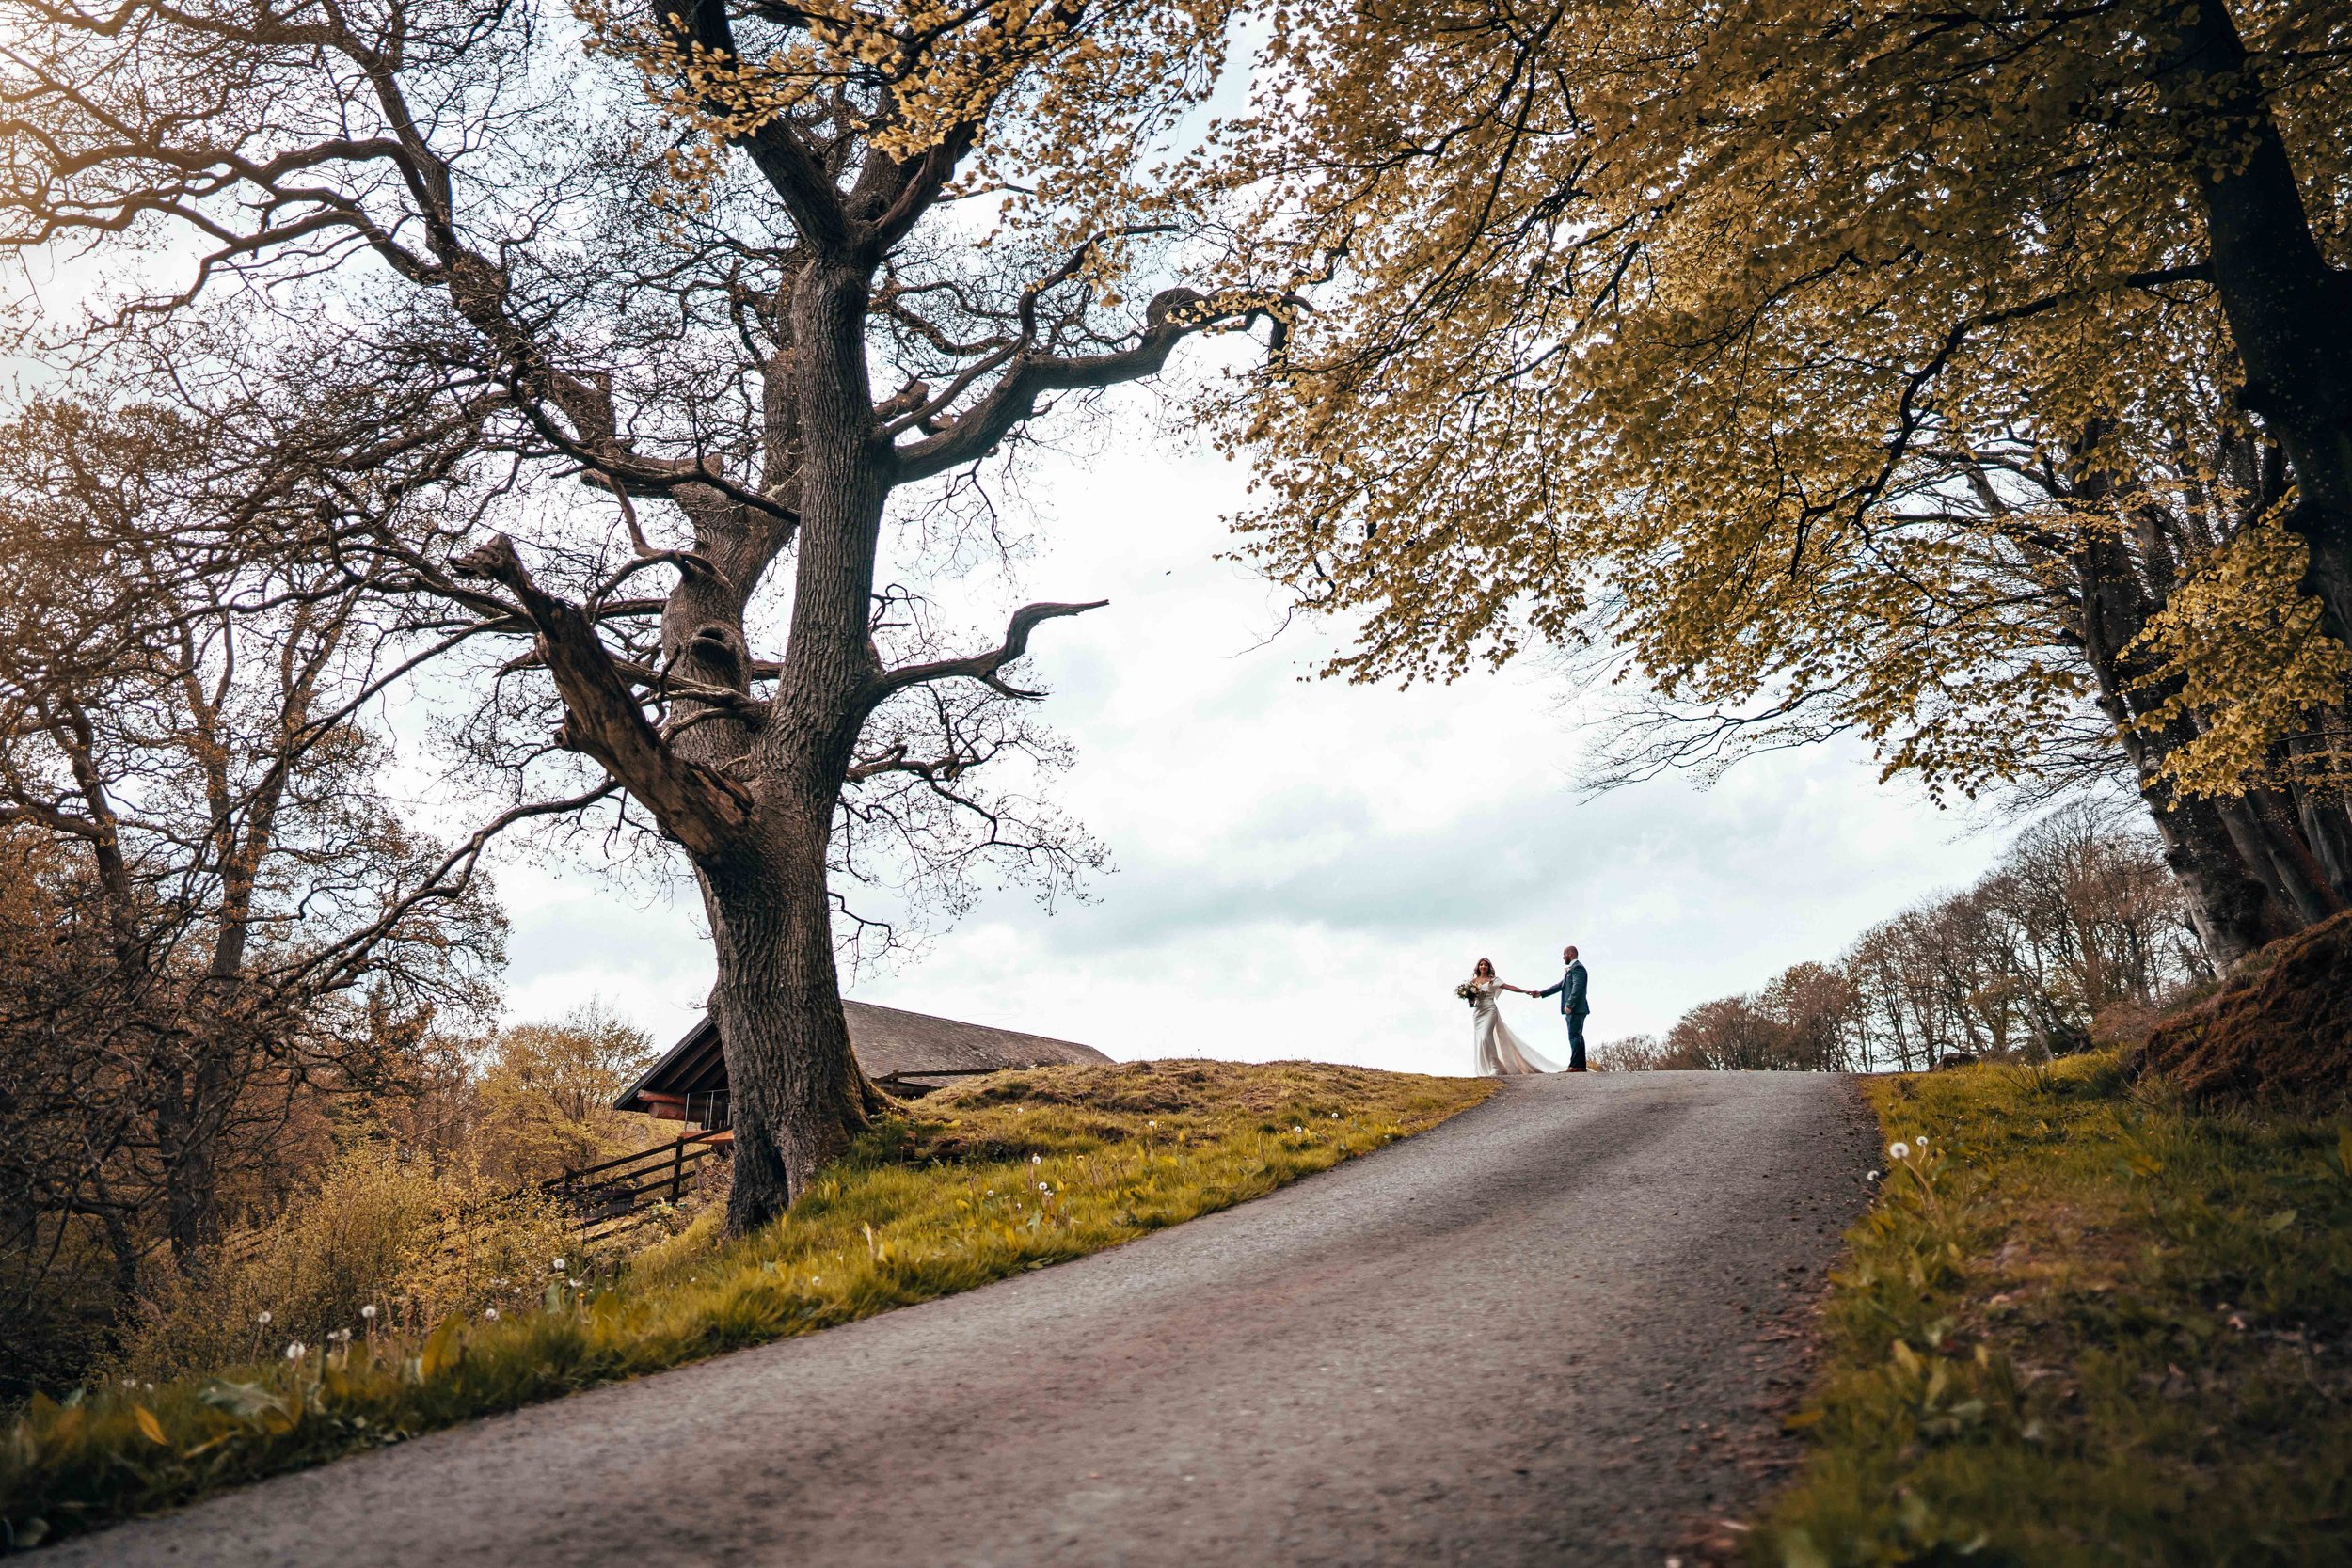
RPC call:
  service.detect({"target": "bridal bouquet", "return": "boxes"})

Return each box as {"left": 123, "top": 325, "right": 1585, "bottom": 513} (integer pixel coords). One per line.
{"left": 1454, "top": 981, "right": 1480, "bottom": 1009}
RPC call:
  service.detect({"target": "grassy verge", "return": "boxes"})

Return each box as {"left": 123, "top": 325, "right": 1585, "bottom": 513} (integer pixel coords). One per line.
{"left": 3, "top": 1060, "right": 1488, "bottom": 1551}
{"left": 1759, "top": 1053, "right": 2352, "bottom": 1567}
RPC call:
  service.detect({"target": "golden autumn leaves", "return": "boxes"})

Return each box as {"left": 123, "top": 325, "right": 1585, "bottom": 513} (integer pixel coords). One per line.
{"left": 2136, "top": 513, "right": 2352, "bottom": 794}
{"left": 577, "top": 0, "right": 1241, "bottom": 245}
{"left": 1213, "top": 0, "right": 2352, "bottom": 805}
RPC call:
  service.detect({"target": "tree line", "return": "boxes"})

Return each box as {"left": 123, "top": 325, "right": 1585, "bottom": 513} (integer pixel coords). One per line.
{"left": 1597, "top": 805, "right": 2209, "bottom": 1073}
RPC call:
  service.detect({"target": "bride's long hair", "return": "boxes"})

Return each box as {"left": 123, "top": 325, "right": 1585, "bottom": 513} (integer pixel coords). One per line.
{"left": 1471, "top": 958, "right": 1495, "bottom": 980}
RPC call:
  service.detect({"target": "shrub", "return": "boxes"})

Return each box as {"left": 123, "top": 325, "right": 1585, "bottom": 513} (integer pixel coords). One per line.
{"left": 109, "top": 1145, "right": 576, "bottom": 1382}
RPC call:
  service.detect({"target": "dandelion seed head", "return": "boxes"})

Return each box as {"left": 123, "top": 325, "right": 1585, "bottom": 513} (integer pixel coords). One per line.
{"left": 1888, "top": 1141, "right": 1911, "bottom": 1160}
{"left": 483, "top": 1307, "right": 500, "bottom": 1322}
{"left": 552, "top": 1257, "right": 566, "bottom": 1272}
{"left": 360, "top": 1304, "right": 378, "bottom": 1320}
{"left": 257, "top": 1310, "right": 273, "bottom": 1326}
{"left": 285, "top": 1341, "right": 305, "bottom": 1360}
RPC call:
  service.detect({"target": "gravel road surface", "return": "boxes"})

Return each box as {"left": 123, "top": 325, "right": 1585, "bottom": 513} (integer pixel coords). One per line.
{"left": 59, "top": 1070, "right": 1881, "bottom": 1567}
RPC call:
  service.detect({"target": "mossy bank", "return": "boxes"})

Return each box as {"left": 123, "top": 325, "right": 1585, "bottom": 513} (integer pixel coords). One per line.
{"left": 1760, "top": 1055, "right": 2352, "bottom": 1566}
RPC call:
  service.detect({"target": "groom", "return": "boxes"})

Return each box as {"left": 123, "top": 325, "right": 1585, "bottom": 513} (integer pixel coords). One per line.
{"left": 1532, "top": 944, "right": 1591, "bottom": 1071}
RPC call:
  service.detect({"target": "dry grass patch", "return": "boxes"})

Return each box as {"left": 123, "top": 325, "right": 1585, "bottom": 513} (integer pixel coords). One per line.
{"left": 3, "top": 1059, "right": 1487, "bottom": 1551}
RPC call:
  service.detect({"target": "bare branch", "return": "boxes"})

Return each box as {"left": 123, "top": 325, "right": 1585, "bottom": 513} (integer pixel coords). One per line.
{"left": 857, "top": 598, "right": 1106, "bottom": 712}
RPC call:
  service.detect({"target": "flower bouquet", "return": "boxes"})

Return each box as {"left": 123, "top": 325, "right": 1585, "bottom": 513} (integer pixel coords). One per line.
{"left": 1454, "top": 980, "right": 1481, "bottom": 1009}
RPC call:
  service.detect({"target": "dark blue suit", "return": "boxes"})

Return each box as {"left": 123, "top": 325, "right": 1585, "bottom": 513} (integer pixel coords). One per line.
{"left": 1534, "top": 960, "right": 1590, "bottom": 1069}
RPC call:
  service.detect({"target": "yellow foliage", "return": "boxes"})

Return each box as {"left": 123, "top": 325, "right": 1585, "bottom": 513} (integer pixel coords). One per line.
{"left": 2130, "top": 509, "right": 2352, "bottom": 796}
{"left": 1208, "top": 0, "right": 2352, "bottom": 800}
{"left": 574, "top": 0, "right": 1240, "bottom": 256}
{"left": 473, "top": 1004, "right": 660, "bottom": 1183}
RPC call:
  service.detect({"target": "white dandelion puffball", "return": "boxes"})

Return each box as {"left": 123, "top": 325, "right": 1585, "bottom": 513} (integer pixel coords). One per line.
{"left": 552, "top": 1257, "right": 566, "bottom": 1272}
{"left": 1031, "top": 1153, "right": 1042, "bottom": 1164}
{"left": 285, "top": 1341, "right": 305, "bottom": 1360}
{"left": 1888, "top": 1141, "right": 1912, "bottom": 1160}
{"left": 360, "top": 1304, "right": 377, "bottom": 1321}
{"left": 257, "top": 1310, "right": 273, "bottom": 1326}
{"left": 484, "top": 1307, "right": 500, "bottom": 1322}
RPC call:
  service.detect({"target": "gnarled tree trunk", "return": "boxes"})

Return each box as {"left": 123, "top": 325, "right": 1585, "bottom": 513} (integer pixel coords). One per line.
{"left": 2069, "top": 526, "right": 2304, "bottom": 963}
{"left": 700, "top": 810, "right": 882, "bottom": 1224}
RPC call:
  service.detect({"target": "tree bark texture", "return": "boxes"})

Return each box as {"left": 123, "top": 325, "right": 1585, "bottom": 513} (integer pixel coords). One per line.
{"left": 2159, "top": 0, "right": 2352, "bottom": 647}
{"left": 2068, "top": 528, "right": 2307, "bottom": 962}
{"left": 700, "top": 814, "right": 882, "bottom": 1221}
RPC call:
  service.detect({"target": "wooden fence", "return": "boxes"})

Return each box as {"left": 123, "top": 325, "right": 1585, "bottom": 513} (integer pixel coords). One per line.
{"left": 544, "top": 1132, "right": 729, "bottom": 1232}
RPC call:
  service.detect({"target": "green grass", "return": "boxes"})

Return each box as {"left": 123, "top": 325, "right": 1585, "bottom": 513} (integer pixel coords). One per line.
{"left": 1759, "top": 1054, "right": 2352, "bottom": 1567}
{"left": 2, "top": 1059, "right": 1488, "bottom": 1551}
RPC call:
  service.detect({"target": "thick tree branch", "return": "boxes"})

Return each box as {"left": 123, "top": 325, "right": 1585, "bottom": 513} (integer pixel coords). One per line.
{"left": 673, "top": 0, "right": 852, "bottom": 256}
{"left": 857, "top": 598, "right": 1107, "bottom": 711}
{"left": 450, "top": 533, "right": 750, "bottom": 859}
{"left": 893, "top": 288, "right": 1287, "bottom": 483}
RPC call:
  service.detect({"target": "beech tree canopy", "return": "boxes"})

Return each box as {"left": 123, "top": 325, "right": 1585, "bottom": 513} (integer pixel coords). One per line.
{"left": 1216, "top": 0, "right": 2352, "bottom": 955}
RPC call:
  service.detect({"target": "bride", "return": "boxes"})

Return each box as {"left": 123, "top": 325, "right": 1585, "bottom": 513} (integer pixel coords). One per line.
{"left": 1465, "top": 958, "right": 1566, "bottom": 1076}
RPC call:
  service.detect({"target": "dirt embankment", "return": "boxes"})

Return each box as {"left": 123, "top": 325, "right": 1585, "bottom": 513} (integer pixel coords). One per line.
{"left": 2135, "top": 909, "right": 2352, "bottom": 1108}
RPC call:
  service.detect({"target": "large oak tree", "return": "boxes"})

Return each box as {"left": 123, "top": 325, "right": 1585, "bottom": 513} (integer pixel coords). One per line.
{"left": 4, "top": 0, "right": 1281, "bottom": 1230}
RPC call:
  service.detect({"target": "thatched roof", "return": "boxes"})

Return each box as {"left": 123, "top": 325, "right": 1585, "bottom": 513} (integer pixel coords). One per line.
{"left": 615, "top": 1000, "right": 1109, "bottom": 1112}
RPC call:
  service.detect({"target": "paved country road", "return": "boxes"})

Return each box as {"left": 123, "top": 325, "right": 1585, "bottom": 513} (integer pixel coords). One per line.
{"left": 57, "top": 1072, "right": 1882, "bottom": 1567}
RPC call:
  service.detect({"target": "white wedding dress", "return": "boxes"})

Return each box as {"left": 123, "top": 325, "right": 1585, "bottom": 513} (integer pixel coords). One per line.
{"left": 1470, "top": 979, "right": 1565, "bottom": 1076}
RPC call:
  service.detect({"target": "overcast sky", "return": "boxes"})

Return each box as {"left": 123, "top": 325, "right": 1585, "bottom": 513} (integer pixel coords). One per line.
{"left": 487, "top": 418, "right": 2013, "bottom": 1080}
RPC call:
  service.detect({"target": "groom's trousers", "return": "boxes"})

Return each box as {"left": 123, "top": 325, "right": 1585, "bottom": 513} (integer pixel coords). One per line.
{"left": 1565, "top": 1013, "right": 1587, "bottom": 1070}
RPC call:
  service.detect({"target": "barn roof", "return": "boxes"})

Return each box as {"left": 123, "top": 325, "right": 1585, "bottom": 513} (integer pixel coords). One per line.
{"left": 614, "top": 1000, "right": 1110, "bottom": 1111}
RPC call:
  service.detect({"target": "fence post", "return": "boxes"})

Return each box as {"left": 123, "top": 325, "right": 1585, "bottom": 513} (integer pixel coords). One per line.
{"left": 670, "top": 1136, "right": 686, "bottom": 1204}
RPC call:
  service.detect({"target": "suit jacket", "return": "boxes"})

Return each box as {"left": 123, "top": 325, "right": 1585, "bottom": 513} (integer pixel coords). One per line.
{"left": 1535, "top": 961, "right": 1589, "bottom": 1016}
